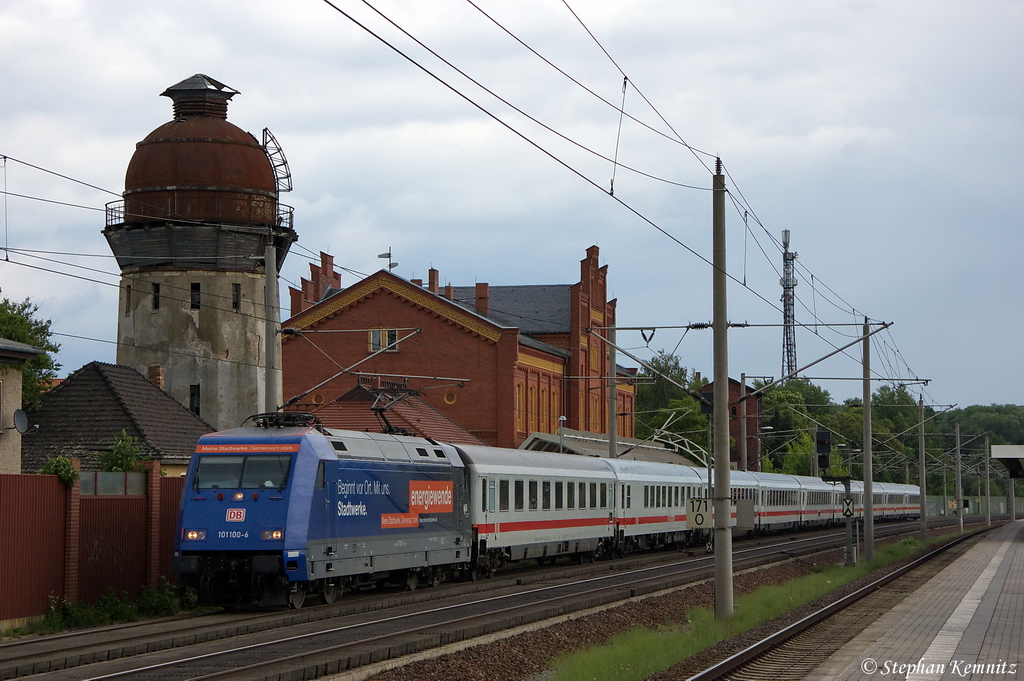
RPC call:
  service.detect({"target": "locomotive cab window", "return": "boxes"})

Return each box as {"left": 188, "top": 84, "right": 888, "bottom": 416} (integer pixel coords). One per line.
{"left": 194, "top": 454, "right": 292, "bottom": 490}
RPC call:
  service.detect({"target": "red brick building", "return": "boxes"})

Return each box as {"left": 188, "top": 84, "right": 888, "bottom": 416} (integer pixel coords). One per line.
{"left": 281, "top": 246, "right": 634, "bottom": 448}
{"left": 700, "top": 378, "right": 765, "bottom": 471}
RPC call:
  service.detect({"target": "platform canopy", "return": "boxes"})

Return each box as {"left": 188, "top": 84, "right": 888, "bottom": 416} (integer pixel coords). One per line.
{"left": 991, "top": 445, "right": 1024, "bottom": 478}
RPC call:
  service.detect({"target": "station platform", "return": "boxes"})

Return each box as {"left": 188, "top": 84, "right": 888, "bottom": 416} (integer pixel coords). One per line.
{"left": 807, "top": 520, "right": 1024, "bottom": 680}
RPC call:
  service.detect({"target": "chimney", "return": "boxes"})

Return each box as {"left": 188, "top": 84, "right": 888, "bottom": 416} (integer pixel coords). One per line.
{"left": 411, "top": 279, "right": 423, "bottom": 287}
{"left": 475, "top": 282, "right": 489, "bottom": 315}
{"left": 444, "top": 284, "right": 454, "bottom": 300}
{"left": 428, "top": 268, "right": 439, "bottom": 294}
{"left": 148, "top": 365, "right": 165, "bottom": 389}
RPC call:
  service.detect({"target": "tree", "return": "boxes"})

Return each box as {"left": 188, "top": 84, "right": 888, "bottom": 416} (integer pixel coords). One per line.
{"left": 102, "top": 429, "right": 149, "bottom": 472}
{"left": 0, "top": 297, "right": 61, "bottom": 410}
{"left": 634, "top": 351, "right": 708, "bottom": 441}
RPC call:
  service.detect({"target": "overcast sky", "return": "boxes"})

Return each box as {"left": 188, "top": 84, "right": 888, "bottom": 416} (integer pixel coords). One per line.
{"left": 1, "top": 0, "right": 1020, "bottom": 409}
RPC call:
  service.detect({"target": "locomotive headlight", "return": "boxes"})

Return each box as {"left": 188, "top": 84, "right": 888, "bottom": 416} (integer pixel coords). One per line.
{"left": 261, "top": 529, "right": 284, "bottom": 541}
{"left": 184, "top": 530, "right": 207, "bottom": 541}
{"left": 233, "top": 492, "right": 245, "bottom": 501}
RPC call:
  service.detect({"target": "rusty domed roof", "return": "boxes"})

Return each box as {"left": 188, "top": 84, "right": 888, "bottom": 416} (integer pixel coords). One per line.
{"left": 124, "top": 75, "right": 275, "bottom": 199}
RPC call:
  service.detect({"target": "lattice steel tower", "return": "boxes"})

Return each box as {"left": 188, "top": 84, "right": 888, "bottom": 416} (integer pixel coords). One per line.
{"left": 780, "top": 229, "right": 798, "bottom": 378}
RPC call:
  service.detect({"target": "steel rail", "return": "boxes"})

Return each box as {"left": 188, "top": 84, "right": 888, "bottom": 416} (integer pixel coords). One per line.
{"left": 77, "top": 521, "right": 936, "bottom": 681}
{"left": 683, "top": 527, "right": 991, "bottom": 681}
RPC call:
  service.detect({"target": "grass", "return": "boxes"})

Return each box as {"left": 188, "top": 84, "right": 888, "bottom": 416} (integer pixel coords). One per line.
{"left": 547, "top": 535, "right": 946, "bottom": 681}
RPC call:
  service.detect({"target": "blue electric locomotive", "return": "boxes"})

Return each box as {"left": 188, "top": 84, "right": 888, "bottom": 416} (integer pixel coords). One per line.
{"left": 173, "top": 413, "right": 473, "bottom": 608}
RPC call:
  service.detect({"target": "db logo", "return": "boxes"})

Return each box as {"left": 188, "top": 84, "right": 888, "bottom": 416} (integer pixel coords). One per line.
{"left": 226, "top": 508, "right": 246, "bottom": 522}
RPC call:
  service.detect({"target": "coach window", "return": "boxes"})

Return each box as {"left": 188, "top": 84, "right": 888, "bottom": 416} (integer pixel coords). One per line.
{"left": 579, "top": 482, "right": 586, "bottom": 509}
{"left": 600, "top": 483, "right": 607, "bottom": 509}
{"left": 675, "top": 486, "right": 680, "bottom": 507}
{"left": 481, "top": 479, "right": 488, "bottom": 512}
{"left": 542, "top": 481, "right": 551, "bottom": 510}
{"left": 643, "top": 485, "right": 649, "bottom": 508}
{"left": 567, "top": 481, "right": 575, "bottom": 509}
{"left": 529, "top": 480, "right": 538, "bottom": 510}
{"left": 589, "top": 482, "right": 598, "bottom": 509}
{"left": 555, "top": 481, "right": 564, "bottom": 509}
{"left": 626, "top": 485, "right": 632, "bottom": 509}
{"left": 499, "top": 480, "right": 510, "bottom": 512}
{"left": 514, "top": 480, "right": 524, "bottom": 511}
{"left": 488, "top": 479, "right": 496, "bottom": 512}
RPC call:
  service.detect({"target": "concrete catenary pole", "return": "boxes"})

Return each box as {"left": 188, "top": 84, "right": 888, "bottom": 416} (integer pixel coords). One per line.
{"left": 985, "top": 435, "right": 991, "bottom": 527}
{"left": 955, "top": 420, "right": 963, "bottom": 534}
{"left": 919, "top": 397, "right": 928, "bottom": 543}
{"left": 862, "top": 317, "right": 874, "bottom": 561}
{"left": 713, "top": 159, "right": 733, "bottom": 619}
{"left": 1010, "top": 476, "right": 1016, "bottom": 520}
{"left": 608, "top": 326, "right": 617, "bottom": 459}
{"left": 739, "top": 373, "right": 748, "bottom": 471}
{"left": 264, "top": 241, "right": 281, "bottom": 414}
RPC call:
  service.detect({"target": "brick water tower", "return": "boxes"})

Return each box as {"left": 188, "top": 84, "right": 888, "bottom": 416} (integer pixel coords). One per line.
{"left": 103, "top": 74, "right": 297, "bottom": 430}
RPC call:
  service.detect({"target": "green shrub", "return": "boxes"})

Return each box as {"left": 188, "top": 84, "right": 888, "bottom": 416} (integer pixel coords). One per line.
{"left": 136, "top": 577, "right": 179, "bottom": 617}
{"left": 102, "top": 429, "right": 150, "bottom": 472}
{"left": 40, "top": 456, "right": 79, "bottom": 486}
{"left": 31, "top": 579, "right": 187, "bottom": 634}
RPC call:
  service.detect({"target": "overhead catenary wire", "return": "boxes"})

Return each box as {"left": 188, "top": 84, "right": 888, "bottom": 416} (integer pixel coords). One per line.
{"left": 2, "top": 7, "right": 929, "bottom": 401}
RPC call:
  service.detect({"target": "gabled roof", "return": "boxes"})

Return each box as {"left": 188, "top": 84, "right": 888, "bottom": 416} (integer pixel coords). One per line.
{"left": 284, "top": 270, "right": 504, "bottom": 343}
{"left": 308, "top": 385, "right": 486, "bottom": 446}
{"left": 451, "top": 284, "right": 571, "bottom": 334}
{"left": 21, "top": 361, "right": 213, "bottom": 472}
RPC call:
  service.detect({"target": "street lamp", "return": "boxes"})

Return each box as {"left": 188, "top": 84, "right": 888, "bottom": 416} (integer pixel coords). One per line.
{"left": 558, "top": 415, "right": 566, "bottom": 453}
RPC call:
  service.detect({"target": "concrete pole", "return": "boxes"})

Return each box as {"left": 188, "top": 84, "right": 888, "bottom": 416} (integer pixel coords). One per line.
{"left": 264, "top": 241, "right": 281, "bottom": 414}
{"left": 943, "top": 468, "right": 948, "bottom": 517}
{"left": 608, "top": 326, "right": 617, "bottom": 459}
{"left": 712, "top": 159, "right": 733, "bottom": 619}
{"left": 862, "top": 317, "right": 874, "bottom": 561}
{"left": 955, "top": 420, "right": 963, "bottom": 534}
{"left": 1011, "top": 478, "right": 1016, "bottom": 520}
{"left": 739, "top": 373, "right": 747, "bottom": 471}
{"left": 985, "top": 435, "right": 991, "bottom": 527}
{"left": 919, "top": 397, "right": 928, "bottom": 543}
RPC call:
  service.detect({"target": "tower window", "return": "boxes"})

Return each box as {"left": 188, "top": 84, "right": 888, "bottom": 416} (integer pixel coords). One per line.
{"left": 152, "top": 283, "right": 161, "bottom": 311}
{"left": 190, "top": 283, "right": 201, "bottom": 309}
{"left": 189, "top": 384, "right": 201, "bottom": 416}
{"left": 125, "top": 285, "right": 132, "bottom": 315}
{"left": 232, "top": 283, "right": 241, "bottom": 312}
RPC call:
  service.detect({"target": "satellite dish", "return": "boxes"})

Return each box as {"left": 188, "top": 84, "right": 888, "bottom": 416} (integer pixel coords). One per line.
{"left": 13, "top": 409, "right": 29, "bottom": 434}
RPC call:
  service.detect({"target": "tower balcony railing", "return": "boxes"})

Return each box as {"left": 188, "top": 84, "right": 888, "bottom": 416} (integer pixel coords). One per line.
{"left": 105, "top": 199, "right": 294, "bottom": 231}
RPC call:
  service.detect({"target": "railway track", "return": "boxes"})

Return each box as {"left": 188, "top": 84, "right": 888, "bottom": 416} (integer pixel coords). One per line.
{"left": 1, "top": 519, "right": 945, "bottom": 681}
{"left": 684, "top": 526, "right": 991, "bottom": 681}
